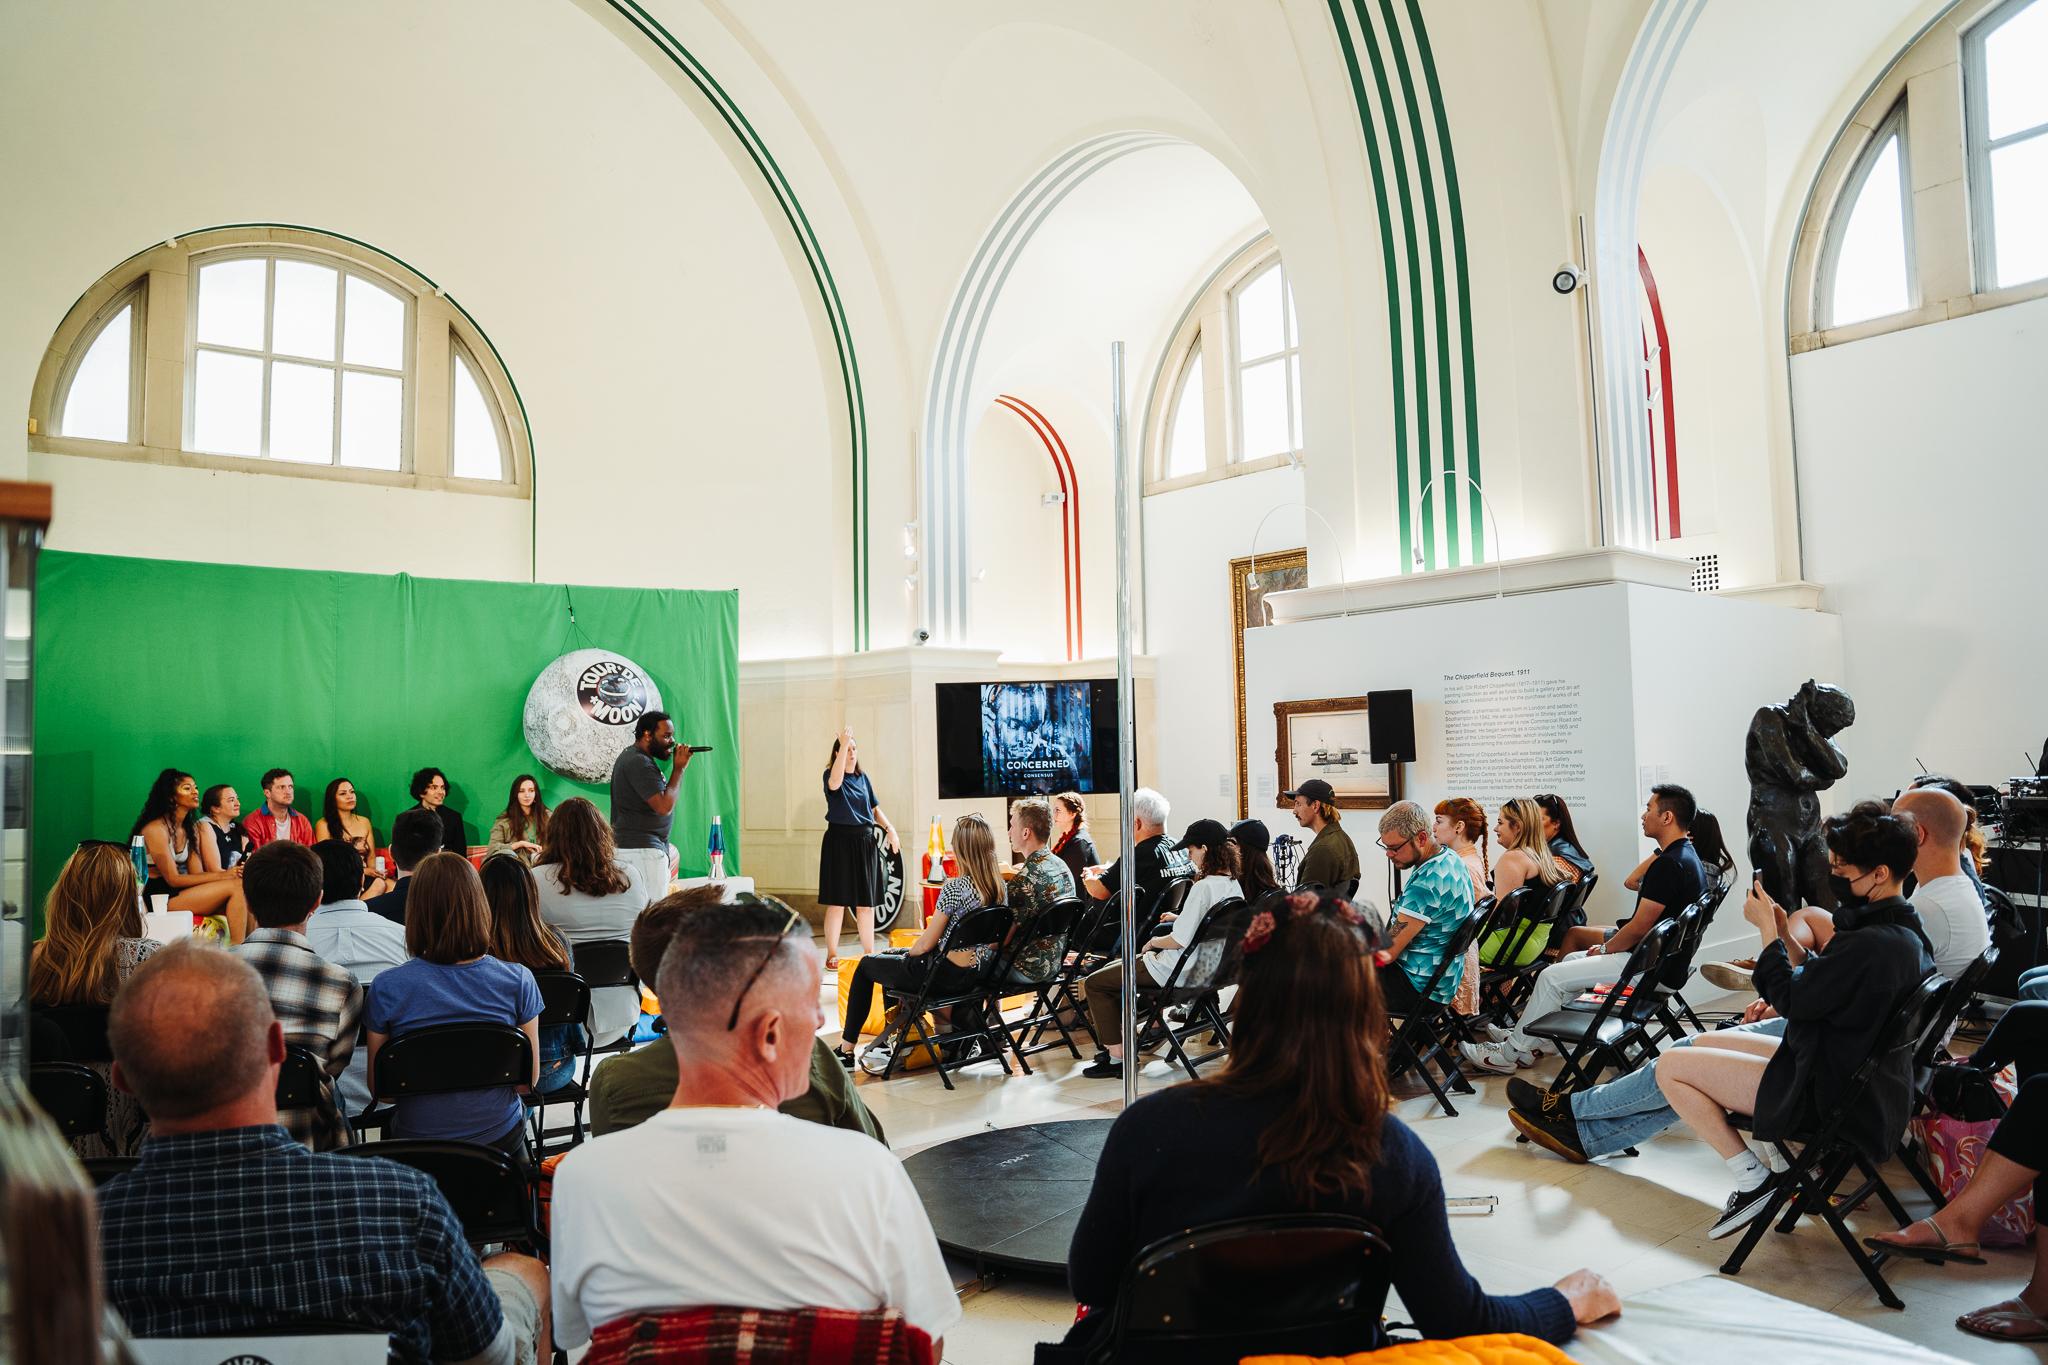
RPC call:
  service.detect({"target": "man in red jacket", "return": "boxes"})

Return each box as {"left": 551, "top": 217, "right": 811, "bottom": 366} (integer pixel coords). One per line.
{"left": 243, "top": 768, "right": 314, "bottom": 849}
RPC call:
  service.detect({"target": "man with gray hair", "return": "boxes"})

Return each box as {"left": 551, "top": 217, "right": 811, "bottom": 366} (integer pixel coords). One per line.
{"left": 97, "top": 941, "right": 550, "bottom": 1363}
{"left": 1374, "top": 800, "right": 1475, "bottom": 1016}
{"left": 548, "top": 899, "right": 959, "bottom": 1355}
{"left": 1081, "top": 787, "right": 1192, "bottom": 946}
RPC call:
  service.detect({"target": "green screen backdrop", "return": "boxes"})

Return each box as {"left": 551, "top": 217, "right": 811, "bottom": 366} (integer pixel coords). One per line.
{"left": 32, "top": 551, "right": 739, "bottom": 913}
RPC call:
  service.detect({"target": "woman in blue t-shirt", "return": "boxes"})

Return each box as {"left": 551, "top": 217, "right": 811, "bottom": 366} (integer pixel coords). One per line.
{"left": 364, "top": 852, "right": 542, "bottom": 1158}
{"left": 818, "top": 727, "right": 901, "bottom": 968}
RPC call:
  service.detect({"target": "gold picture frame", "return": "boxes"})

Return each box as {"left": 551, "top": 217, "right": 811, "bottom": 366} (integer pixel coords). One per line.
{"left": 1232, "top": 547, "right": 1308, "bottom": 818}
{"left": 1272, "top": 695, "right": 1399, "bottom": 810}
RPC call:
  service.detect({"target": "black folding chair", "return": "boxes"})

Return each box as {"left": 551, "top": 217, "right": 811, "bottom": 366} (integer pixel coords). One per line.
{"left": 875, "top": 904, "right": 1016, "bottom": 1091}
{"left": 570, "top": 939, "right": 639, "bottom": 1059}
{"left": 27, "top": 1061, "right": 108, "bottom": 1144}
{"left": 993, "top": 897, "right": 1092, "bottom": 1068}
{"left": 336, "top": 1138, "right": 547, "bottom": 1257}
{"left": 1384, "top": 903, "right": 1495, "bottom": 1116}
{"left": 1024, "top": 882, "right": 1185, "bottom": 1056}
{"left": 1132, "top": 897, "right": 1254, "bottom": 1080}
{"left": 1520, "top": 915, "right": 1684, "bottom": 1093}
{"left": 354, "top": 1022, "right": 535, "bottom": 1159}
{"left": 81, "top": 1156, "right": 138, "bottom": 1187}
{"left": 1474, "top": 885, "right": 1556, "bottom": 1021}
{"left": 1893, "top": 946, "right": 1999, "bottom": 1207}
{"left": 274, "top": 1042, "right": 325, "bottom": 1109}
{"left": 528, "top": 970, "right": 595, "bottom": 1154}
{"left": 31, "top": 1003, "right": 112, "bottom": 1062}
{"left": 1722, "top": 973, "right": 1951, "bottom": 1309}
{"left": 1081, "top": 1215, "right": 1392, "bottom": 1365}
{"left": 1644, "top": 879, "right": 1734, "bottom": 1041}
{"left": 1085, "top": 877, "right": 1191, "bottom": 958}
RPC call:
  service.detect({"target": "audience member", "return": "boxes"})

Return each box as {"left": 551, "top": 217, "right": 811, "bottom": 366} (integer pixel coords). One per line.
{"left": 488, "top": 772, "right": 550, "bottom": 865}
{"left": 131, "top": 768, "right": 248, "bottom": 940}
{"left": 1434, "top": 797, "right": 1489, "bottom": 1017}
{"left": 1374, "top": 801, "right": 1475, "bottom": 1016}
{"left": 610, "top": 712, "right": 693, "bottom": 909}
{"left": 98, "top": 942, "right": 550, "bottom": 1362}
{"left": 1051, "top": 791, "right": 1098, "bottom": 889}
{"left": 1465, "top": 784, "right": 1705, "bottom": 1075}
{"left": 304, "top": 838, "right": 407, "bottom": 1119}
{"left": 1003, "top": 797, "right": 1078, "bottom": 984}
{"left": 1654, "top": 802, "right": 1932, "bottom": 1239}
{"left": 199, "top": 783, "right": 251, "bottom": 870}
{"left": 1490, "top": 797, "right": 1569, "bottom": 907}
{"left": 549, "top": 900, "right": 958, "bottom": 1356}
{"left": 232, "top": 840, "right": 361, "bottom": 1151}
{"left": 1055, "top": 890, "right": 1614, "bottom": 1358}
{"left": 242, "top": 768, "right": 313, "bottom": 849}
{"left": 1534, "top": 793, "right": 1596, "bottom": 882}
{"left": 365, "top": 805, "right": 444, "bottom": 925}
{"left": 482, "top": 852, "right": 578, "bottom": 1094}
{"left": 29, "top": 843, "right": 163, "bottom": 1156}
{"left": 532, "top": 796, "right": 655, "bottom": 1048}
{"left": 1563, "top": 806, "right": 1730, "bottom": 956}
{"left": 1231, "top": 819, "right": 1282, "bottom": 902}
{"left": 588, "top": 886, "right": 885, "bottom": 1142}
{"left": 313, "top": 775, "right": 387, "bottom": 895}
{"left": 1080, "top": 818, "right": 1242, "bottom": 1080}
{"left": 363, "top": 853, "right": 542, "bottom": 1156}
{"left": 1080, "top": 788, "right": 1191, "bottom": 937}
{"left": 836, "top": 813, "right": 1006, "bottom": 1074}
{"left": 1283, "top": 778, "right": 1361, "bottom": 893}
{"left": 1910, "top": 773, "right": 1990, "bottom": 896}
{"left": 410, "top": 765, "right": 467, "bottom": 858}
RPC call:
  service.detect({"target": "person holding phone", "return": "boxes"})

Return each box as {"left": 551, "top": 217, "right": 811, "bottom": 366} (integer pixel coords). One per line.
{"left": 819, "top": 727, "right": 899, "bottom": 968}
{"left": 610, "top": 711, "right": 694, "bottom": 901}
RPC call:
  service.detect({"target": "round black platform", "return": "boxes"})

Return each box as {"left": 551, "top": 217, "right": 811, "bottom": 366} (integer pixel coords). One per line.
{"left": 902, "top": 1118, "right": 1111, "bottom": 1276}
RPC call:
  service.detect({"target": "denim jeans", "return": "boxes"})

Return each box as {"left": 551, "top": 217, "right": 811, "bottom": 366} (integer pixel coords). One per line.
{"left": 1570, "top": 1017, "right": 1788, "bottom": 1157}
{"left": 2018, "top": 964, "right": 2048, "bottom": 1003}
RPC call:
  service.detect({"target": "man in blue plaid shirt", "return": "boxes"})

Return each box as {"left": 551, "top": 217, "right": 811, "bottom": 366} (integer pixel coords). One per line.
{"left": 234, "top": 840, "right": 362, "bottom": 1149}
{"left": 100, "top": 941, "right": 551, "bottom": 1363}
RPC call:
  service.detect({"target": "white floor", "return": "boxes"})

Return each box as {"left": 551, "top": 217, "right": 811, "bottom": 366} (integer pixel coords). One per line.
{"left": 821, "top": 982, "right": 2044, "bottom": 1365}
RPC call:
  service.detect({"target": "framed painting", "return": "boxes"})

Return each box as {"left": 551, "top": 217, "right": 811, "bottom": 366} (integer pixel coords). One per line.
{"left": 1273, "top": 695, "right": 1398, "bottom": 810}
{"left": 1232, "top": 547, "right": 1307, "bottom": 818}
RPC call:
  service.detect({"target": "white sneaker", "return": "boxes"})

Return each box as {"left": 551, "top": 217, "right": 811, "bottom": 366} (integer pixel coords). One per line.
{"left": 858, "top": 1042, "right": 895, "bottom": 1076}
{"left": 1458, "top": 1040, "right": 1534, "bottom": 1074}
{"left": 1481, "top": 1023, "right": 1513, "bottom": 1044}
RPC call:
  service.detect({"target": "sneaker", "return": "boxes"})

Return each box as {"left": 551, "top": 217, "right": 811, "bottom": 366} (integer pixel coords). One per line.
{"left": 1509, "top": 1105, "right": 1588, "bottom": 1164}
{"left": 857, "top": 1042, "right": 895, "bottom": 1076}
{"left": 1458, "top": 1040, "right": 1534, "bottom": 1075}
{"left": 833, "top": 1047, "right": 856, "bottom": 1072}
{"left": 1480, "top": 1023, "right": 1513, "bottom": 1044}
{"left": 1081, "top": 1056, "right": 1124, "bottom": 1079}
{"left": 1507, "top": 1076, "right": 1573, "bottom": 1116}
{"left": 1709, "top": 1180, "right": 1781, "bottom": 1240}
{"left": 1701, "top": 960, "right": 1758, "bottom": 992}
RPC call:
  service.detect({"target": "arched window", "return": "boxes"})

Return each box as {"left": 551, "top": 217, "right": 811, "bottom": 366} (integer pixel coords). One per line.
{"left": 1966, "top": 0, "right": 2048, "bottom": 290}
{"left": 1819, "top": 104, "right": 1914, "bottom": 329}
{"left": 1144, "top": 236, "right": 1302, "bottom": 491}
{"left": 34, "top": 227, "right": 529, "bottom": 496}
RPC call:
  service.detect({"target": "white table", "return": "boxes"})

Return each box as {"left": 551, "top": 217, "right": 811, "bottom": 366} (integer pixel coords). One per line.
{"left": 669, "top": 876, "right": 755, "bottom": 901}
{"left": 1572, "top": 1277, "right": 1969, "bottom": 1364}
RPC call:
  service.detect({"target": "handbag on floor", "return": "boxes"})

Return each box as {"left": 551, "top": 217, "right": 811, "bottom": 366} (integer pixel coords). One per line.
{"left": 1910, "top": 1062, "right": 2034, "bottom": 1247}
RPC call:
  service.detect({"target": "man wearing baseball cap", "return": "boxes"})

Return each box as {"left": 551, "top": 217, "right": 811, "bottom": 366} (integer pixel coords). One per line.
{"left": 1283, "top": 778, "right": 1360, "bottom": 893}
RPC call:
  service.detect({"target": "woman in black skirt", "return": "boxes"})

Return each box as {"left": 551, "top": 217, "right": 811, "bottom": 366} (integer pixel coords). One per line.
{"left": 820, "top": 727, "right": 899, "bottom": 968}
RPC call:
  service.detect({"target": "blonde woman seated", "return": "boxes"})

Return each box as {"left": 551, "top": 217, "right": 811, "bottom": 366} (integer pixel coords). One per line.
{"left": 836, "top": 813, "right": 1008, "bottom": 1075}
{"left": 1478, "top": 798, "right": 1569, "bottom": 971}
{"left": 1080, "top": 819, "right": 1242, "bottom": 1081}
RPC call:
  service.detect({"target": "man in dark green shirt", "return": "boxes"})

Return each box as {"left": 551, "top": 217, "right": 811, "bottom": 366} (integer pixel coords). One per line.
{"left": 1284, "top": 778, "right": 1361, "bottom": 892}
{"left": 587, "top": 886, "right": 885, "bottom": 1143}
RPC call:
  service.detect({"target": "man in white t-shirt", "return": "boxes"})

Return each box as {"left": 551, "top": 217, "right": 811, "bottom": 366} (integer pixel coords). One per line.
{"left": 1893, "top": 788, "right": 1989, "bottom": 979}
{"left": 549, "top": 899, "right": 959, "bottom": 1354}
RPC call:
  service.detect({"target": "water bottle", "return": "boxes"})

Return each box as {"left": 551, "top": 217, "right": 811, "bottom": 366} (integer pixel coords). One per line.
{"left": 706, "top": 815, "right": 726, "bottom": 880}
{"left": 129, "top": 835, "right": 150, "bottom": 890}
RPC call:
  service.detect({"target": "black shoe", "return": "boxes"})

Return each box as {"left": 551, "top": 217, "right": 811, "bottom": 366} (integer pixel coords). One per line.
{"left": 1709, "top": 1180, "right": 1781, "bottom": 1240}
{"left": 1508, "top": 1105, "right": 1587, "bottom": 1164}
{"left": 1507, "top": 1077, "right": 1573, "bottom": 1118}
{"left": 834, "top": 1048, "right": 856, "bottom": 1072}
{"left": 1081, "top": 1057, "right": 1124, "bottom": 1079}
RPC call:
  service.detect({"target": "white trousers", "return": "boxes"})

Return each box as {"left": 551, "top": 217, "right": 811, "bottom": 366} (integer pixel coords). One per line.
{"left": 616, "top": 845, "right": 674, "bottom": 900}
{"left": 1506, "top": 951, "right": 1623, "bottom": 1052}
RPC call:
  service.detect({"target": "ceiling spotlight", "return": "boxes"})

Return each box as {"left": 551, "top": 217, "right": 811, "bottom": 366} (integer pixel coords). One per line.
{"left": 1551, "top": 263, "right": 1586, "bottom": 296}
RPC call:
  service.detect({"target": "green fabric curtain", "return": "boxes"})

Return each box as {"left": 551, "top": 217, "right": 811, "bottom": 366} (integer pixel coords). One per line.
{"left": 31, "top": 551, "right": 739, "bottom": 915}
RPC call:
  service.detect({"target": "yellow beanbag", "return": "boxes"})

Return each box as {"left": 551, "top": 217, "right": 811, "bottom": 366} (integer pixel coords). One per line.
{"left": 1245, "top": 1333, "right": 1578, "bottom": 1365}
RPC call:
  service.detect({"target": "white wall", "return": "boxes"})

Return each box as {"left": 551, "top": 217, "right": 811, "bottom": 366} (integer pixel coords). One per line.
{"left": 1792, "top": 295, "right": 2048, "bottom": 787}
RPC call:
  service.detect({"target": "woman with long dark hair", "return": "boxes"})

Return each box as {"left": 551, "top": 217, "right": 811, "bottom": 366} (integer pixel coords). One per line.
{"left": 1533, "top": 793, "right": 1595, "bottom": 881}
{"left": 481, "top": 852, "right": 577, "bottom": 1093}
{"left": 532, "top": 797, "right": 652, "bottom": 1047}
{"left": 1051, "top": 792, "right": 1098, "bottom": 889}
{"left": 1230, "top": 819, "right": 1280, "bottom": 901}
{"left": 1057, "top": 891, "right": 1614, "bottom": 1355}
{"left": 314, "top": 776, "right": 389, "bottom": 896}
{"left": 488, "top": 773, "right": 550, "bottom": 865}
{"left": 819, "top": 727, "right": 900, "bottom": 969}
{"left": 130, "top": 768, "right": 247, "bottom": 941}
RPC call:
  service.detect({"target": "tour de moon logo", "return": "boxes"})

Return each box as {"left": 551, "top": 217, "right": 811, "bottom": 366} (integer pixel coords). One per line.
{"left": 523, "top": 648, "right": 667, "bottom": 783}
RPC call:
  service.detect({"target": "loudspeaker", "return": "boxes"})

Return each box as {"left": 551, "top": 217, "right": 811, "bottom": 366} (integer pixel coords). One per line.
{"left": 1367, "top": 689, "right": 1416, "bottom": 765}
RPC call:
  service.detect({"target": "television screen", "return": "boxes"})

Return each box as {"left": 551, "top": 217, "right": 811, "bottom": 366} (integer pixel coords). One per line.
{"left": 935, "top": 679, "right": 1126, "bottom": 799}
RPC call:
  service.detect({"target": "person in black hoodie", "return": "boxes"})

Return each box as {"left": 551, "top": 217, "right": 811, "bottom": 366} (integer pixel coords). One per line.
{"left": 1656, "top": 800, "right": 1932, "bottom": 1241}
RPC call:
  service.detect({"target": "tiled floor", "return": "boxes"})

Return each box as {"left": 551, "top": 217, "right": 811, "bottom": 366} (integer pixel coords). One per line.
{"left": 833, "top": 1004, "right": 2042, "bottom": 1365}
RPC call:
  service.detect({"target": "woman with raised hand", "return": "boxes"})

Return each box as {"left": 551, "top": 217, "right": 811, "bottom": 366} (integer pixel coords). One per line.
{"left": 818, "top": 727, "right": 899, "bottom": 968}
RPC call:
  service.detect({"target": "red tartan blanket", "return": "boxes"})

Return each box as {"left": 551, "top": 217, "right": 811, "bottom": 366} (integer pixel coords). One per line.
{"left": 585, "top": 1306, "right": 937, "bottom": 1364}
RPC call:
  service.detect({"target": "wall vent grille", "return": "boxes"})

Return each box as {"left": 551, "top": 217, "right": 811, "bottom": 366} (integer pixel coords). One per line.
{"left": 1690, "top": 554, "right": 1722, "bottom": 593}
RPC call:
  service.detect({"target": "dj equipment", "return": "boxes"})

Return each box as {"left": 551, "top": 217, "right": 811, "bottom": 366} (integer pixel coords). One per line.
{"left": 1367, "top": 689, "right": 1416, "bottom": 765}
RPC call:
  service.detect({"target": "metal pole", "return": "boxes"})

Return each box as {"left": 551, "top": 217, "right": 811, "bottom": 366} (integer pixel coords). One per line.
{"left": 1111, "top": 341, "right": 1138, "bottom": 1111}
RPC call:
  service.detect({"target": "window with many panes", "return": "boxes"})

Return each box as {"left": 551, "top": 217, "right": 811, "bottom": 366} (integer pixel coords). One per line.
{"left": 1966, "top": 0, "right": 2048, "bottom": 291}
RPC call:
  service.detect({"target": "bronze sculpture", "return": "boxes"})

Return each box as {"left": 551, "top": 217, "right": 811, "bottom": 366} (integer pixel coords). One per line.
{"left": 1745, "top": 680, "right": 1855, "bottom": 910}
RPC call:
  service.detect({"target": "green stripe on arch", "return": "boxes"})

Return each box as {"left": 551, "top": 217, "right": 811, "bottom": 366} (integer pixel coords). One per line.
{"left": 601, "top": 1, "right": 871, "bottom": 650}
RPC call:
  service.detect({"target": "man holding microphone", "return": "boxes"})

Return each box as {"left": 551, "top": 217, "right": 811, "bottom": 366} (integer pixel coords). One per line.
{"left": 611, "top": 711, "right": 693, "bottom": 896}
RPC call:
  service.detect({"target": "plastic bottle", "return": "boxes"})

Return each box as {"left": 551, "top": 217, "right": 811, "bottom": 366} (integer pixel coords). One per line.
{"left": 706, "top": 815, "right": 726, "bottom": 880}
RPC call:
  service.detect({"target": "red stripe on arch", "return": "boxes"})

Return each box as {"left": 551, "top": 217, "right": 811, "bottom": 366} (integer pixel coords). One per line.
{"left": 993, "top": 395, "right": 1081, "bottom": 661}
{"left": 1638, "top": 246, "right": 1680, "bottom": 539}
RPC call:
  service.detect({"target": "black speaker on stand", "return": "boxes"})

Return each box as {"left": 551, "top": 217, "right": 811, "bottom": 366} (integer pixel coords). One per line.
{"left": 1368, "top": 690, "right": 1416, "bottom": 903}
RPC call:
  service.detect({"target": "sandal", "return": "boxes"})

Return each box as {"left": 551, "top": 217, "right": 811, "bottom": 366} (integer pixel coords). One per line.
{"left": 1863, "top": 1216, "right": 1986, "bottom": 1266}
{"left": 1958, "top": 1298, "right": 2048, "bottom": 1342}
{"left": 823, "top": 957, "right": 840, "bottom": 971}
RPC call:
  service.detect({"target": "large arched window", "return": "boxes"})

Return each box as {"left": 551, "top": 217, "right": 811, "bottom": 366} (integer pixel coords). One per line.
{"left": 1966, "top": 0, "right": 2048, "bottom": 291}
{"left": 32, "top": 227, "right": 529, "bottom": 496}
{"left": 1819, "top": 104, "right": 1914, "bottom": 328}
{"left": 1144, "top": 236, "right": 1303, "bottom": 492}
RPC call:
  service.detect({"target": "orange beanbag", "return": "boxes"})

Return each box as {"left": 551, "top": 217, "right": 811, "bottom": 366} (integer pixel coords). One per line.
{"left": 1245, "top": 1333, "right": 1579, "bottom": 1365}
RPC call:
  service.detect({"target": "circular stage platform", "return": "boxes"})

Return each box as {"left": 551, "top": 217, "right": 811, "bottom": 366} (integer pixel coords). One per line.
{"left": 902, "top": 1118, "right": 1111, "bottom": 1276}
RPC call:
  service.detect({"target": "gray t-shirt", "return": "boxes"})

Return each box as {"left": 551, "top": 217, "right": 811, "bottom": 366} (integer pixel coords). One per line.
{"left": 609, "top": 745, "right": 671, "bottom": 850}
